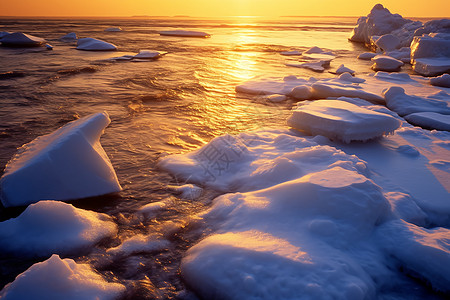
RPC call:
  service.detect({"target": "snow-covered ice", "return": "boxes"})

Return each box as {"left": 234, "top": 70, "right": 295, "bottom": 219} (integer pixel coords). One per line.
{"left": 430, "top": 74, "right": 450, "bottom": 88}
{"left": 371, "top": 55, "right": 404, "bottom": 72}
{"left": 0, "top": 32, "right": 46, "bottom": 47}
{"left": 0, "top": 112, "right": 122, "bottom": 207}
{"left": 333, "top": 64, "right": 355, "bottom": 75}
{"left": 0, "top": 200, "right": 117, "bottom": 257}
{"left": 76, "top": 37, "right": 117, "bottom": 51}
{"left": 286, "top": 47, "right": 335, "bottom": 72}
{"left": 159, "top": 30, "right": 210, "bottom": 38}
{"left": 107, "top": 234, "right": 170, "bottom": 255}
{"left": 287, "top": 100, "right": 401, "bottom": 142}
{"left": 372, "top": 34, "right": 401, "bottom": 52}
{"left": 280, "top": 50, "right": 302, "bottom": 56}
{"left": 0, "top": 254, "right": 125, "bottom": 300}
{"left": 411, "top": 33, "right": 450, "bottom": 76}
{"left": 168, "top": 184, "right": 203, "bottom": 199}
{"left": 357, "top": 52, "right": 377, "bottom": 60}
{"left": 383, "top": 86, "right": 450, "bottom": 116}
{"left": 133, "top": 50, "right": 165, "bottom": 59}
{"left": 404, "top": 112, "right": 450, "bottom": 131}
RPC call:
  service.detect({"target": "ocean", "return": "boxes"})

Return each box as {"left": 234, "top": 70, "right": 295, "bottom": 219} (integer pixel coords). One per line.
{"left": 0, "top": 16, "right": 445, "bottom": 299}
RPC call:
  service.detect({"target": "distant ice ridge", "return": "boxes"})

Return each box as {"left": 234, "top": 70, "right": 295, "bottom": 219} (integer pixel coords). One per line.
{"left": 0, "top": 254, "right": 125, "bottom": 300}
{"left": 0, "top": 112, "right": 122, "bottom": 207}
{"left": 350, "top": 4, "right": 450, "bottom": 76}
{"left": 0, "top": 200, "right": 117, "bottom": 257}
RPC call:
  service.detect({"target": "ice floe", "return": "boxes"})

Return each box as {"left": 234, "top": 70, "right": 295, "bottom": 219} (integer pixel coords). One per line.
{"left": 59, "top": 32, "right": 77, "bottom": 42}
{"left": 76, "top": 37, "right": 117, "bottom": 51}
{"left": 371, "top": 55, "right": 404, "bottom": 72}
{"left": 333, "top": 64, "right": 355, "bottom": 75}
{"left": 0, "top": 32, "right": 46, "bottom": 47}
{"left": 0, "top": 254, "right": 125, "bottom": 300}
{"left": 404, "top": 112, "right": 450, "bottom": 131}
{"left": 0, "top": 200, "right": 117, "bottom": 257}
{"left": 430, "top": 74, "right": 450, "bottom": 88}
{"left": 168, "top": 184, "right": 203, "bottom": 199}
{"left": 287, "top": 100, "right": 401, "bottom": 143}
{"left": 357, "top": 52, "right": 377, "bottom": 60}
{"left": 383, "top": 86, "right": 450, "bottom": 116}
{"left": 411, "top": 33, "right": 450, "bottom": 76}
{"left": 104, "top": 27, "right": 122, "bottom": 32}
{"left": 133, "top": 50, "right": 165, "bottom": 59}
{"left": 280, "top": 50, "right": 303, "bottom": 56}
{"left": 159, "top": 30, "right": 210, "bottom": 38}
{"left": 0, "top": 112, "right": 122, "bottom": 207}
{"left": 286, "top": 47, "right": 335, "bottom": 72}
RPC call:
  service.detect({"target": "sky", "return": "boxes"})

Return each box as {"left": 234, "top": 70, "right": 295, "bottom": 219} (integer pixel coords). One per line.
{"left": 0, "top": 0, "right": 449, "bottom": 18}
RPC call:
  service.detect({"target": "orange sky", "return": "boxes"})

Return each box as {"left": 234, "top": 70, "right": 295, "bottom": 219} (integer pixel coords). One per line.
{"left": 0, "top": 0, "right": 449, "bottom": 17}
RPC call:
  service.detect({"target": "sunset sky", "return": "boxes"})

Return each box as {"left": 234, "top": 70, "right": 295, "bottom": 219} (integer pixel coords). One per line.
{"left": 0, "top": 0, "right": 449, "bottom": 18}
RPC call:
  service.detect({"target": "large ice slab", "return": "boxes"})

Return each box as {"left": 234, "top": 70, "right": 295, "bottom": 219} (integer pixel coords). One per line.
{"left": 0, "top": 254, "right": 125, "bottom": 300}
{"left": 383, "top": 86, "right": 450, "bottom": 116}
{"left": 158, "top": 129, "right": 367, "bottom": 192}
{"left": 411, "top": 33, "right": 450, "bottom": 76}
{"left": 0, "top": 112, "right": 122, "bottom": 207}
{"left": 376, "top": 219, "right": 450, "bottom": 292}
{"left": 59, "top": 32, "right": 77, "bottom": 42}
{"left": 0, "top": 32, "right": 46, "bottom": 47}
{"left": 76, "top": 38, "right": 117, "bottom": 51}
{"left": 287, "top": 100, "right": 401, "bottom": 143}
{"left": 371, "top": 55, "right": 404, "bottom": 72}
{"left": 404, "top": 112, "right": 450, "bottom": 131}
{"left": 182, "top": 167, "right": 388, "bottom": 300}
{"left": 0, "top": 200, "right": 117, "bottom": 256}
{"left": 159, "top": 30, "right": 210, "bottom": 38}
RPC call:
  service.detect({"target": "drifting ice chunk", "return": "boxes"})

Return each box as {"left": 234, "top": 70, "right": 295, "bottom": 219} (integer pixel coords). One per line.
{"left": 159, "top": 30, "right": 210, "bottom": 38}
{"left": 376, "top": 220, "right": 450, "bottom": 292}
{"left": 59, "top": 32, "right": 77, "bottom": 41}
{"left": 287, "top": 61, "right": 329, "bottom": 72}
{"left": 0, "top": 112, "right": 122, "bottom": 207}
{"left": 168, "top": 184, "right": 203, "bottom": 199}
{"left": 0, "top": 200, "right": 117, "bottom": 257}
{"left": 430, "top": 74, "right": 450, "bottom": 88}
{"left": 104, "top": 27, "right": 122, "bottom": 32}
{"left": 76, "top": 38, "right": 117, "bottom": 51}
{"left": 133, "top": 50, "right": 165, "bottom": 59}
{"left": 384, "top": 47, "right": 411, "bottom": 61}
{"left": 266, "top": 94, "right": 287, "bottom": 102}
{"left": 334, "top": 64, "right": 355, "bottom": 75}
{"left": 287, "top": 100, "right": 401, "bottom": 142}
{"left": 0, "top": 32, "right": 46, "bottom": 47}
{"left": 107, "top": 234, "right": 170, "bottom": 255}
{"left": 358, "top": 52, "right": 377, "bottom": 60}
{"left": 371, "top": 55, "right": 404, "bottom": 72}
{"left": 287, "top": 85, "right": 313, "bottom": 100}
{"left": 338, "top": 72, "right": 365, "bottom": 83}
{"left": 0, "top": 254, "right": 125, "bottom": 300}
{"left": 413, "top": 58, "right": 450, "bottom": 77}
{"left": 404, "top": 112, "right": 450, "bottom": 131}
{"left": 383, "top": 87, "right": 450, "bottom": 117}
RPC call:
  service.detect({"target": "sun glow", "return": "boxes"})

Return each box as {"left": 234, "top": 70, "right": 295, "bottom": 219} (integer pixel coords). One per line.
{"left": 0, "top": 0, "right": 448, "bottom": 17}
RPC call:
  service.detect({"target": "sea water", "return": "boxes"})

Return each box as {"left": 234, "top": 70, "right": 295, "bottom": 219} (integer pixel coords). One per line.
{"left": 0, "top": 17, "right": 444, "bottom": 299}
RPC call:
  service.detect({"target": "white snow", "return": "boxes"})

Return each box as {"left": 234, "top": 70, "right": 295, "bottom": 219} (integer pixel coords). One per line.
{"left": 404, "top": 112, "right": 450, "bottom": 131}
{"left": 286, "top": 47, "right": 335, "bottom": 72}
{"left": 287, "top": 100, "right": 401, "bottom": 143}
{"left": 76, "top": 37, "right": 117, "bottom": 51}
{"left": 0, "top": 112, "right": 122, "bottom": 207}
{"left": 59, "top": 32, "right": 77, "bottom": 41}
{"left": 430, "top": 74, "right": 450, "bottom": 88}
{"left": 159, "top": 30, "right": 210, "bottom": 38}
{"left": 0, "top": 200, "right": 117, "bottom": 256}
{"left": 0, "top": 254, "right": 125, "bottom": 300}
{"left": 383, "top": 86, "right": 450, "bottom": 116}
{"left": 0, "top": 32, "right": 46, "bottom": 47}
{"left": 104, "top": 27, "right": 122, "bottom": 32}
{"left": 371, "top": 55, "right": 404, "bottom": 72}
{"left": 286, "top": 61, "right": 329, "bottom": 72}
